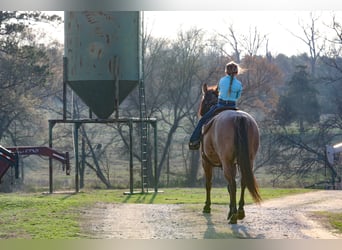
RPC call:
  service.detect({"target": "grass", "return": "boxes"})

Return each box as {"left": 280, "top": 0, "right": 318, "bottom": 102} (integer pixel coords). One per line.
{"left": 314, "top": 211, "right": 342, "bottom": 234}
{"left": 328, "top": 213, "right": 342, "bottom": 233}
{"left": 0, "top": 193, "right": 81, "bottom": 239}
{"left": 0, "top": 187, "right": 314, "bottom": 239}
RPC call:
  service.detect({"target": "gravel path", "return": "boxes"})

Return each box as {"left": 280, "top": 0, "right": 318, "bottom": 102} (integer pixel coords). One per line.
{"left": 79, "top": 190, "right": 342, "bottom": 239}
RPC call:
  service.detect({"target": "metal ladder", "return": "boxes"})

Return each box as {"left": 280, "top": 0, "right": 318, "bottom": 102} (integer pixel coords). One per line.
{"left": 139, "top": 78, "right": 149, "bottom": 193}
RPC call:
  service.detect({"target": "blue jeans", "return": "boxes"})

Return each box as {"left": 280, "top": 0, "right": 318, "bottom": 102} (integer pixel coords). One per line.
{"left": 189, "top": 101, "right": 236, "bottom": 142}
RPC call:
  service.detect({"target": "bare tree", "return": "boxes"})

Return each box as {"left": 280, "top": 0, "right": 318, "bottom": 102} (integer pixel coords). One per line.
{"left": 155, "top": 28, "right": 208, "bottom": 184}
{"left": 290, "top": 12, "right": 325, "bottom": 77}
{"left": 120, "top": 27, "right": 220, "bottom": 186}
{"left": 238, "top": 55, "right": 284, "bottom": 116}
{"left": 322, "top": 14, "right": 342, "bottom": 83}
{"left": 218, "top": 24, "right": 268, "bottom": 62}
{"left": 218, "top": 24, "right": 242, "bottom": 62}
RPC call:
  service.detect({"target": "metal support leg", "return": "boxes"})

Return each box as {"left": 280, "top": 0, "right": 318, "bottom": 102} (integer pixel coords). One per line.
{"left": 153, "top": 120, "right": 158, "bottom": 192}
{"left": 74, "top": 123, "right": 81, "bottom": 193}
{"left": 128, "top": 119, "right": 134, "bottom": 194}
{"left": 48, "top": 120, "right": 56, "bottom": 194}
{"left": 63, "top": 57, "right": 68, "bottom": 120}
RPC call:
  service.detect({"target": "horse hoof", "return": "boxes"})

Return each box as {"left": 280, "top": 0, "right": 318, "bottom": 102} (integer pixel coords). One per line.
{"left": 203, "top": 206, "right": 211, "bottom": 213}
{"left": 228, "top": 214, "right": 238, "bottom": 224}
{"left": 203, "top": 208, "right": 211, "bottom": 214}
{"left": 237, "top": 209, "right": 245, "bottom": 220}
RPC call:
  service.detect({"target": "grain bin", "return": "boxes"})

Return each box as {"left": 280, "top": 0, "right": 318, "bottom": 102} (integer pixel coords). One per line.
{"left": 64, "top": 11, "right": 140, "bottom": 119}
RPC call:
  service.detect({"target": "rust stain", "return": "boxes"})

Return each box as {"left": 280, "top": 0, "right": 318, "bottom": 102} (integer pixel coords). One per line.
{"left": 84, "top": 11, "right": 97, "bottom": 24}
{"left": 97, "top": 49, "right": 102, "bottom": 59}
{"left": 90, "top": 44, "right": 95, "bottom": 53}
{"left": 65, "top": 11, "right": 139, "bottom": 83}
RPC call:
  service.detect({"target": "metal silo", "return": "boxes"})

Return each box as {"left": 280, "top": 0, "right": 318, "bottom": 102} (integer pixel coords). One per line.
{"left": 64, "top": 11, "right": 140, "bottom": 119}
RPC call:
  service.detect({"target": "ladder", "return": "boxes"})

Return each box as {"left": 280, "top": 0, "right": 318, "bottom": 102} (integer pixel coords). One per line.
{"left": 139, "top": 78, "right": 149, "bottom": 193}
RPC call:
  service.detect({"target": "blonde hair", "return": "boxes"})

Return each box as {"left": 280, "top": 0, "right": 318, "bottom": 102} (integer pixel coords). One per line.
{"left": 225, "top": 61, "right": 239, "bottom": 96}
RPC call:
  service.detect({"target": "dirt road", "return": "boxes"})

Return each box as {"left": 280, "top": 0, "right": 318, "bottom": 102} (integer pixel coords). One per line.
{"left": 80, "top": 190, "right": 342, "bottom": 239}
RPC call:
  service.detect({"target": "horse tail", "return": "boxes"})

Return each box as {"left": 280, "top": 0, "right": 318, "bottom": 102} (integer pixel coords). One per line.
{"left": 234, "top": 116, "right": 262, "bottom": 204}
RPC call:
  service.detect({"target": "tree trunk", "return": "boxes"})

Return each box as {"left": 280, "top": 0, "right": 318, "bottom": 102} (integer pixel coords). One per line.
{"left": 188, "top": 150, "right": 200, "bottom": 186}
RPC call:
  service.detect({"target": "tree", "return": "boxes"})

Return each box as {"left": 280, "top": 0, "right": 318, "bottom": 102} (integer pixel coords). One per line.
{"left": 0, "top": 11, "right": 61, "bottom": 144}
{"left": 217, "top": 25, "right": 242, "bottom": 62}
{"left": 120, "top": 28, "right": 219, "bottom": 186}
{"left": 238, "top": 55, "right": 283, "bottom": 117}
{"left": 218, "top": 24, "right": 268, "bottom": 62}
{"left": 275, "top": 65, "right": 320, "bottom": 132}
{"left": 152, "top": 28, "right": 208, "bottom": 185}
{"left": 0, "top": 36, "right": 50, "bottom": 143}
{"left": 291, "top": 12, "right": 325, "bottom": 77}
{"left": 320, "top": 14, "right": 342, "bottom": 114}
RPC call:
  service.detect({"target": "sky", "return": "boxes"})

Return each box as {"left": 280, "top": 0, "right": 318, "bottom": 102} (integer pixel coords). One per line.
{"left": 45, "top": 11, "right": 341, "bottom": 56}
{"left": 144, "top": 11, "right": 340, "bottom": 56}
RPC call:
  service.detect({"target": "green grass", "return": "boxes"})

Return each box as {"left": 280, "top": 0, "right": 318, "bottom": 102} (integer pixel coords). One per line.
{"left": 329, "top": 213, "right": 342, "bottom": 233}
{"left": 0, "top": 193, "right": 81, "bottom": 239}
{"left": 0, "top": 188, "right": 312, "bottom": 239}
{"left": 314, "top": 211, "right": 342, "bottom": 234}
{"left": 120, "top": 187, "right": 311, "bottom": 204}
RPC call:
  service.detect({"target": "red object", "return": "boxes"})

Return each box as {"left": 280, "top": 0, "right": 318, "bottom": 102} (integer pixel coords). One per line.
{"left": 0, "top": 146, "right": 70, "bottom": 181}
{"left": 0, "top": 145, "right": 17, "bottom": 180}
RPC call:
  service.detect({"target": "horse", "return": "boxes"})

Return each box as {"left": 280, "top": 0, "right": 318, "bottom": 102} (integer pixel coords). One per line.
{"left": 199, "top": 83, "right": 261, "bottom": 224}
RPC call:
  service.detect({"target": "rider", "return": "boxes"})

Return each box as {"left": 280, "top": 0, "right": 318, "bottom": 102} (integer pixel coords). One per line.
{"left": 189, "top": 61, "right": 243, "bottom": 150}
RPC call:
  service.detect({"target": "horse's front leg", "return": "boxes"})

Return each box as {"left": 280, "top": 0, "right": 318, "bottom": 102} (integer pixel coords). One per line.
{"left": 202, "top": 164, "right": 212, "bottom": 213}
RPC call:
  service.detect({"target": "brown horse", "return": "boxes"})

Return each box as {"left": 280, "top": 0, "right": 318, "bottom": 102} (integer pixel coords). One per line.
{"left": 199, "top": 83, "right": 261, "bottom": 224}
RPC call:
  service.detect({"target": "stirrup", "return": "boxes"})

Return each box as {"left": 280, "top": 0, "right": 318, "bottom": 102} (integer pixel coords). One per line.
{"left": 189, "top": 140, "right": 200, "bottom": 150}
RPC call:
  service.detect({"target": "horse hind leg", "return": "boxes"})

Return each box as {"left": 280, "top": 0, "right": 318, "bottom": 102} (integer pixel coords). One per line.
{"left": 237, "top": 180, "right": 246, "bottom": 220}
{"left": 224, "top": 164, "right": 238, "bottom": 224}
{"left": 227, "top": 185, "right": 238, "bottom": 224}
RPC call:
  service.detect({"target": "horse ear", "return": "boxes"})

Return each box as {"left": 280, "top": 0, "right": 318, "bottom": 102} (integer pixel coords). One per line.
{"left": 202, "top": 83, "right": 208, "bottom": 94}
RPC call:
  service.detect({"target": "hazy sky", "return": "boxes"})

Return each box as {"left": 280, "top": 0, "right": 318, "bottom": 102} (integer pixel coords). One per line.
{"left": 144, "top": 11, "right": 340, "bottom": 56}
{"left": 45, "top": 11, "right": 340, "bottom": 56}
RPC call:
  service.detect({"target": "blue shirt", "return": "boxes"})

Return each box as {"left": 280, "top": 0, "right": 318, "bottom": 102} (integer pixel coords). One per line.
{"left": 218, "top": 75, "right": 242, "bottom": 102}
